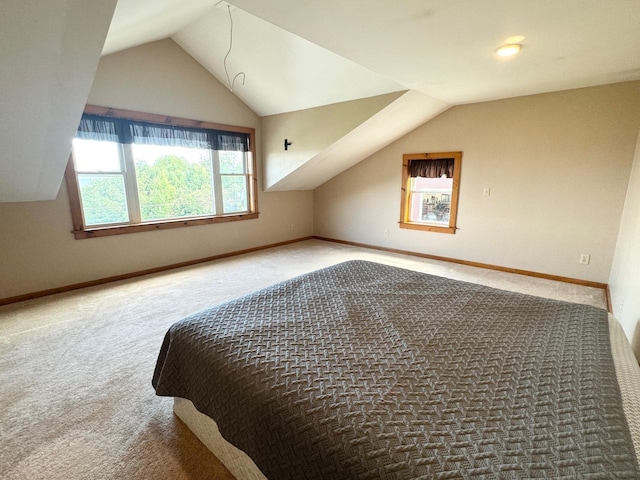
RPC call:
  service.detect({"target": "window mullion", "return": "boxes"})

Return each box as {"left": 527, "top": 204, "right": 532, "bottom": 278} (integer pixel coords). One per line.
{"left": 244, "top": 152, "right": 252, "bottom": 213}
{"left": 212, "top": 150, "right": 224, "bottom": 215}
{"left": 121, "top": 143, "right": 141, "bottom": 223}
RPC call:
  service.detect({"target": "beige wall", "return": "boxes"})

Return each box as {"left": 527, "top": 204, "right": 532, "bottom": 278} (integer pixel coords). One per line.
{"left": 0, "top": 39, "right": 313, "bottom": 300}
{"left": 2, "top": 42, "right": 638, "bottom": 303}
{"left": 609, "top": 130, "right": 640, "bottom": 354}
{"left": 314, "top": 82, "right": 640, "bottom": 284}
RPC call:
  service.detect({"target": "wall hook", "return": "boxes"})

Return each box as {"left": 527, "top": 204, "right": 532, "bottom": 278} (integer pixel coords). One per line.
{"left": 284, "top": 139, "right": 292, "bottom": 151}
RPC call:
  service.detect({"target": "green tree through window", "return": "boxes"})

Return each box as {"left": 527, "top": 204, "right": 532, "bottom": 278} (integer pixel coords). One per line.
{"left": 135, "top": 155, "right": 214, "bottom": 221}
{"left": 66, "top": 106, "right": 257, "bottom": 239}
{"left": 78, "top": 175, "right": 128, "bottom": 225}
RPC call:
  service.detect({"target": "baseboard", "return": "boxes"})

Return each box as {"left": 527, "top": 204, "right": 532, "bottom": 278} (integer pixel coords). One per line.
{"left": 313, "top": 236, "right": 610, "bottom": 302}
{"left": 2, "top": 235, "right": 611, "bottom": 312}
{"left": 606, "top": 285, "right": 613, "bottom": 314}
{"left": 0, "top": 237, "right": 313, "bottom": 306}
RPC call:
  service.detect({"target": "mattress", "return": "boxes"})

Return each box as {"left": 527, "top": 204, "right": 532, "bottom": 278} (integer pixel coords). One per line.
{"left": 153, "top": 260, "right": 640, "bottom": 479}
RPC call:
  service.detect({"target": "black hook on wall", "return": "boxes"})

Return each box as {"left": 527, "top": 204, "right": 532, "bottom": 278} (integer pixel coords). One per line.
{"left": 284, "top": 139, "right": 292, "bottom": 151}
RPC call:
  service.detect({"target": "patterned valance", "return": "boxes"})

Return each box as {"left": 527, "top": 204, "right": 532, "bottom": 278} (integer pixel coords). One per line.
{"left": 409, "top": 158, "right": 455, "bottom": 178}
{"left": 76, "top": 114, "right": 249, "bottom": 152}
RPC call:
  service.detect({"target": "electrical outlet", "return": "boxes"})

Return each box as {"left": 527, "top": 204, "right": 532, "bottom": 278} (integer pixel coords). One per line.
{"left": 579, "top": 254, "right": 590, "bottom": 265}
{"left": 383, "top": 229, "right": 389, "bottom": 237}
{"left": 483, "top": 187, "right": 491, "bottom": 196}
{"left": 290, "top": 223, "right": 295, "bottom": 230}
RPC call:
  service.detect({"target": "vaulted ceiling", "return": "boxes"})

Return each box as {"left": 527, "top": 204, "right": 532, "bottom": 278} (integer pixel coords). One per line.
{"left": 2, "top": 0, "right": 640, "bottom": 201}
{"left": 107, "top": 0, "right": 640, "bottom": 116}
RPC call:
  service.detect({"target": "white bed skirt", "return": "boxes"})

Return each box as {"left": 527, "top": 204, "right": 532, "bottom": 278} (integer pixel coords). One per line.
{"left": 174, "top": 314, "right": 640, "bottom": 479}
{"left": 608, "top": 314, "right": 640, "bottom": 451}
{"left": 173, "top": 396, "right": 267, "bottom": 479}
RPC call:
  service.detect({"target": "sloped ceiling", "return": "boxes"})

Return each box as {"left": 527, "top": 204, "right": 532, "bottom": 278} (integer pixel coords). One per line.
{"left": 107, "top": 0, "right": 640, "bottom": 115}
{"left": 2, "top": 0, "right": 640, "bottom": 201}
{"left": 0, "top": 0, "right": 117, "bottom": 202}
{"left": 107, "top": 0, "right": 640, "bottom": 192}
{"left": 170, "top": 3, "right": 404, "bottom": 116}
{"left": 230, "top": 0, "right": 640, "bottom": 107}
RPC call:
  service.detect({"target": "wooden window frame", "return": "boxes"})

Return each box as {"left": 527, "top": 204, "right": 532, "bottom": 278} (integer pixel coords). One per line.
{"left": 65, "top": 105, "right": 258, "bottom": 240}
{"left": 399, "top": 151, "right": 462, "bottom": 234}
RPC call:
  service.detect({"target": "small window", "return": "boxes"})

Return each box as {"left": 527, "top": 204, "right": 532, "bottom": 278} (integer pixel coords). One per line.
{"left": 65, "top": 106, "right": 258, "bottom": 239}
{"left": 399, "top": 152, "right": 462, "bottom": 234}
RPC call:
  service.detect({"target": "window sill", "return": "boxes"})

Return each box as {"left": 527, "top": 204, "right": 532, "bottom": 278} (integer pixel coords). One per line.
{"left": 72, "top": 212, "right": 259, "bottom": 239}
{"left": 399, "top": 221, "right": 456, "bottom": 234}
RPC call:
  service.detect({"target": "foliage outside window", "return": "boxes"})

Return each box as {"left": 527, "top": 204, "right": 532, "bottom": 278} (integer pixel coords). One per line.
{"left": 66, "top": 106, "right": 257, "bottom": 239}
{"left": 399, "top": 152, "right": 462, "bottom": 234}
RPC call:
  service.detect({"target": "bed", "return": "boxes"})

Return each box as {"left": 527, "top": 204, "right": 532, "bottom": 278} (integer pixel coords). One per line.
{"left": 152, "top": 260, "right": 640, "bottom": 479}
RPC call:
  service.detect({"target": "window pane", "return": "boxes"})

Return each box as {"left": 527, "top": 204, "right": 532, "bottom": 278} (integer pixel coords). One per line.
{"left": 221, "top": 175, "right": 248, "bottom": 213}
{"left": 133, "top": 144, "right": 215, "bottom": 221}
{"left": 219, "top": 151, "right": 246, "bottom": 174}
{"left": 78, "top": 174, "right": 129, "bottom": 225}
{"left": 72, "top": 138, "right": 121, "bottom": 172}
{"left": 409, "top": 176, "right": 452, "bottom": 224}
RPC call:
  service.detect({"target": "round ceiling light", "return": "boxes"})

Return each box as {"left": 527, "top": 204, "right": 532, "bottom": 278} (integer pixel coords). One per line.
{"left": 495, "top": 43, "right": 522, "bottom": 57}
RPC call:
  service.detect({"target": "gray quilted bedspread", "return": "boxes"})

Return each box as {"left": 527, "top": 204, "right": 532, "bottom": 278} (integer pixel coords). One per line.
{"left": 152, "top": 260, "right": 639, "bottom": 479}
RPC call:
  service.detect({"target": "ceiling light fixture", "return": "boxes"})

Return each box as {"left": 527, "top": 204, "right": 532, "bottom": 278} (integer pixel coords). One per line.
{"left": 495, "top": 43, "right": 522, "bottom": 57}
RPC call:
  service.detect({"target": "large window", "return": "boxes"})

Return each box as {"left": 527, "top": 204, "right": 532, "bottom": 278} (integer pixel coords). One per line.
{"left": 65, "top": 106, "right": 257, "bottom": 239}
{"left": 399, "top": 152, "right": 462, "bottom": 234}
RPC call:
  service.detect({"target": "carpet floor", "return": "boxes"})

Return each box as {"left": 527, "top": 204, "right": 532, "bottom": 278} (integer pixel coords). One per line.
{"left": 0, "top": 239, "right": 607, "bottom": 479}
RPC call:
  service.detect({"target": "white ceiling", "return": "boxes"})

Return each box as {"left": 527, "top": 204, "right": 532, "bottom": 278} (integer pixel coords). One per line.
{"left": 2, "top": 0, "right": 639, "bottom": 201}
{"left": 0, "top": 0, "right": 117, "bottom": 202}
{"left": 105, "top": 0, "right": 640, "bottom": 116}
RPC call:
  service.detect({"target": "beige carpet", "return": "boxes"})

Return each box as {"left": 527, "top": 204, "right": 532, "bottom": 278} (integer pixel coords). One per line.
{"left": 0, "top": 239, "right": 607, "bottom": 479}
